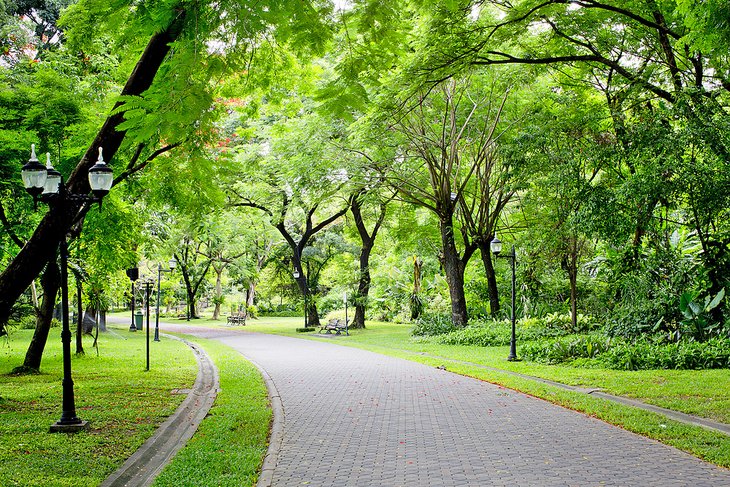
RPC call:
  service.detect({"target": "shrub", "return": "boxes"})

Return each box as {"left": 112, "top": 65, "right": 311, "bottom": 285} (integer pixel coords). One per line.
{"left": 599, "top": 336, "right": 730, "bottom": 370}
{"left": 246, "top": 305, "right": 258, "bottom": 319}
{"left": 17, "top": 315, "right": 38, "bottom": 330}
{"left": 431, "top": 316, "right": 579, "bottom": 347}
{"left": 520, "top": 334, "right": 613, "bottom": 364}
{"left": 436, "top": 321, "right": 511, "bottom": 347}
{"left": 410, "top": 314, "right": 457, "bottom": 336}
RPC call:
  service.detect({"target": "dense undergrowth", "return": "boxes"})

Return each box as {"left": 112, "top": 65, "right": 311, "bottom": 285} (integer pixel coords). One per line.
{"left": 412, "top": 312, "right": 730, "bottom": 370}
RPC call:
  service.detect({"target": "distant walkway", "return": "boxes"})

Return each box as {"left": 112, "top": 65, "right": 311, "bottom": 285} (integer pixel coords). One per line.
{"left": 169, "top": 327, "right": 729, "bottom": 487}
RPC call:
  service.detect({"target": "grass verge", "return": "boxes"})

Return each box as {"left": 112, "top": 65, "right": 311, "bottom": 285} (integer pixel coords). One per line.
{"left": 0, "top": 327, "right": 197, "bottom": 487}
{"left": 151, "top": 336, "right": 271, "bottom": 487}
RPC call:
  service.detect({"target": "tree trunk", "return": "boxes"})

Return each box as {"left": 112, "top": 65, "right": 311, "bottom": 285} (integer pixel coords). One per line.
{"left": 0, "top": 11, "right": 188, "bottom": 334}
{"left": 75, "top": 277, "right": 84, "bottom": 355}
{"left": 83, "top": 305, "right": 96, "bottom": 333}
{"left": 247, "top": 282, "right": 256, "bottom": 307}
{"left": 352, "top": 245, "right": 372, "bottom": 329}
{"left": 350, "top": 191, "right": 386, "bottom": 330}
{"left": 563, "top": 236, "right": 579, "bottom": 332}
{"left": 307, "top": 300, "right": 320, "bottom": 328}
{"left": 212, "top": 268, "right": 223, "bottom": 320}
{"left": 478, "top": 241, "right": 500, "bottom": 316}
{"left": 294, "top": 274, "right": 320, "bottom": 327}
{"left": 98, "top": 310, "right": 107, "bottom": 331}
{"left": 411, "top": 256, "right": 423, "bottom": 321}
{"left": 21, "top": 260, "right": 60, "bottom": 371}
{"left": 439, "top": 217, "right": 468, "bottom": 327}
{"left": 187, "top": 293, "right": 198, "bottom": 319}
{"left": 30, "top": 280, "right": 38, "bottom": 308}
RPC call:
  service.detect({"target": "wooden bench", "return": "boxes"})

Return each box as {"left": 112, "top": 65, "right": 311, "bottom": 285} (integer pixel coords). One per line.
{"left": 319, "top": 318, "right": 349, "bottom": 335}
{"left": 227, "top": 313, "right": 246, "bottom": 326}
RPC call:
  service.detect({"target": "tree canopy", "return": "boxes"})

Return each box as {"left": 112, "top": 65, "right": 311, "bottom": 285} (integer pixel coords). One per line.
{"left": 1, "top": 0, "right": 728, "bottom": 350}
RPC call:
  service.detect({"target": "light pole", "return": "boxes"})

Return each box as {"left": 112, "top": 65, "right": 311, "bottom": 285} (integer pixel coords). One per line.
{"left": 155, "top": 258, "right": 176, "bottom": 342}
{"left": 490, "top": 235, "right": 518, "bottom": 362}
{"left": 343, "top": 291, "right": 349, "bottom": 336}
{"left": 142, "top": 278, "right": 154, "bottom": 371}
{"left": 126, "top": 267, "right": 139, "bottom": 331}
{"left": 21, "top": 144, "right": 113, "bottom": 432}
{"left": 293, "top": 267, "right": 308, "bottom": 328}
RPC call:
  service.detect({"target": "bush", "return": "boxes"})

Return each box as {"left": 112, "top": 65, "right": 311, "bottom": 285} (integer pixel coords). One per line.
{"left": 599, "top": 336, "right": 730, "bottom": 370}
{"left": 17, "top": 315, "right": 38, "bottom": 330}
{"left": 520, "top": 334, "right": 730, "bottom": 370}
{"left": 410, "top": 314, "right": 457, "bottom": 336}
{"left": 520, "top": 334, "right": 613, "bottom": 364}
{"left": 430, "top": 316, "right": 581, "bottom": 347}
{"left": 436, "top": 321, "right": 511, "bottom": 347}
{"left": 246, "top": 305, "right": 258, "bottom": 319}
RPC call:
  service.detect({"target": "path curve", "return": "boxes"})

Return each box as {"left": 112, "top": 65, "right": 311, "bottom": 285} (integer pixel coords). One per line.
{"left": 169, "top": 328, "right": 730, "bottom": 487}
{"left": 100, "top": 334, "right": 219, "bottom": 487}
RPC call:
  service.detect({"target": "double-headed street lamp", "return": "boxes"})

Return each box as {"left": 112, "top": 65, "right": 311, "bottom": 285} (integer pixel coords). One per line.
{"left": 140, "top": 277, "right": 155, "bottom": 371}
{"left": 155, "top": 259, "right": 177, "bottom": 342}
{"left": 21, "top": 144, "right": 113, "bottom": 432}
{"left": 490, "top": 235, "right": 518, "bottom": 362}
{"left": 126, "top": 267, "right": 139, "bottom": 331}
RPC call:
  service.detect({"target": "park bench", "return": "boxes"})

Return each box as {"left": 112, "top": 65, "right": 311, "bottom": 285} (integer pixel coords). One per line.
{"left": 319, "top": 318, "right": 349, "bottom": 335}
{"left": 227, "top": 312, "right": 246, "bottom": 326}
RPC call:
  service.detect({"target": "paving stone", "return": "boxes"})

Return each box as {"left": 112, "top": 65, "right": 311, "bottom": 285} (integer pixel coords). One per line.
{"left": 175, "top": 329, "right": 730, "bottom": 487}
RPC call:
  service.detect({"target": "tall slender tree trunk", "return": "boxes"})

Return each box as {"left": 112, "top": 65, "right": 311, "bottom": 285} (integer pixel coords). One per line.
{"left": 187, "top": 293, "right": 198, "bottom": 319}
{"left": 75, "top": 276, "right": 84, "bottom": 355}
{"left": 563, "top": 236, "right": 579, "bottom": 332}
{"left": 439, "top": 217, "right": 468, "bottom": 327}
{"left": 294, "top": 274, "right": 320, "bottom": 327}
{"left": 350, "top": 192, "right": 386, "bottom": 329}
{"left": 478, "top": 242, "right": 500, "bottom": 316}
{"left": 247, "top": 282, "right": 256, "bottom": 307}
{"left": 212, "top": 267, "right": 223, "bottom": 320}
{"left": 21, "top": 260, "right": 60, "bottom": 371}
{"left": 353, "top": 245, "right": 372, "bottom": 329}
{"left": 411, "top": 256, "right": 423, "bottom": 321}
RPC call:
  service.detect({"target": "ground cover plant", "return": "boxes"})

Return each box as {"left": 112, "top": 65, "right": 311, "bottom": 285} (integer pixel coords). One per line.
{"left": 0, "top": 328, "right": 197, "bottom": 487}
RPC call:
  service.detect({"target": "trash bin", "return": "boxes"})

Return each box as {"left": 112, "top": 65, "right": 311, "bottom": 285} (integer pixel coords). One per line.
{"left": 134, "top": 311, "right": 143, "bottom": 330}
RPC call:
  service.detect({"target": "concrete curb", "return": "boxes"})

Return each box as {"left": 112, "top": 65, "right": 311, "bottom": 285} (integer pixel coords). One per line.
{"left": 249, "top": 356, "right": 285, "bottom": 487}
{"left": 100, "top": 334, "right": 219, "bottom": 487}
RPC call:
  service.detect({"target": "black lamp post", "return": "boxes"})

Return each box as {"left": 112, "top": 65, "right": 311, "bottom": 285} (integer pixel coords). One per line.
{"left": 126, "top": 267, "right": 139, "bottom": 331}
{"left": 343, "top": 291, "right": 349, "bottom": 335}
{"left": 490, "top": 235, "right": 518, "bottom": 362}
{"left": 142, "top": 278, "right": 154, "bottom": 371}
{"left": 155, "top": 258, "right": 176, "bottom": 342}
{"left": 293, "top": 266, "right": 308, "bottom": 328}
{"left": 21, "top": 144, "right": 114, "bottom": 432}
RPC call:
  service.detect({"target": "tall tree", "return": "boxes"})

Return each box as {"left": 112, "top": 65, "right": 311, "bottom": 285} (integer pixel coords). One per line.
{"left": 349, "top": 187, "right": 390, "bottom": 329}
{"left": 373, "top": 76, "right": 508, "bottom": 326}
{"left": 0, "top": 0, "right": 337, "bottom": 335}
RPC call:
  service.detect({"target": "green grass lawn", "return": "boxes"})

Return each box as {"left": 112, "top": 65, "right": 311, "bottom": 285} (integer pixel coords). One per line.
{"left": 0, "top": 326, "right": 197, "bottom": 487}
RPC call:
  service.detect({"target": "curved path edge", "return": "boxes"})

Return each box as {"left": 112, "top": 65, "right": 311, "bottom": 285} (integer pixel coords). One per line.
{"left": 100, "top": 334, "right": 220, "bottom": 487}
{"left": 244, "top": 356, "right": 285, "bottom": 487}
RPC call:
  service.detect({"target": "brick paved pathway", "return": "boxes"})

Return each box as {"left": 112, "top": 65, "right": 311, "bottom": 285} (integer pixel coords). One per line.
{"left": 179, "top": 329, "right": 730, "bottom": 487}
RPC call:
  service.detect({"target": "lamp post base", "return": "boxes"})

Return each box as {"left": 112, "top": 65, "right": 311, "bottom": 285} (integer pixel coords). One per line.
{"left": 50, "top": 420, "right": 88, "bottom": 433}
{"left": 129, "top": 325, "right": 137, "bottom": 332}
